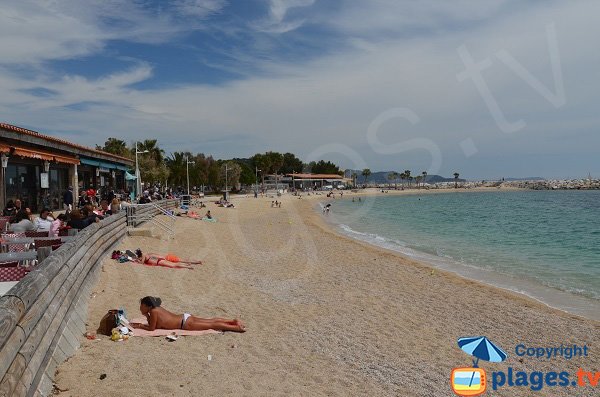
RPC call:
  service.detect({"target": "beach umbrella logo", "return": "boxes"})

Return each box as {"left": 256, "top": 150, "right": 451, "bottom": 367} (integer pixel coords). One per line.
{"left": 450, "top": 336, "right": 508, "bottom": 396}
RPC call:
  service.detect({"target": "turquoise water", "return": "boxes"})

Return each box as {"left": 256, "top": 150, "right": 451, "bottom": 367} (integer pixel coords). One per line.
{"left": 326, "top": 190, "right": 600, "bottom": 318}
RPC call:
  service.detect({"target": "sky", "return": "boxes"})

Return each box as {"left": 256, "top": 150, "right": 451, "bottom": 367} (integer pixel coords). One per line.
{"left": 0, "top": 0, "right": 598, "bottom": 180}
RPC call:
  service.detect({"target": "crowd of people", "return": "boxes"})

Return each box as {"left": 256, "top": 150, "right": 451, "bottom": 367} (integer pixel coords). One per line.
{"left": 3, "top": 187, "right": 126, "bottom": 236}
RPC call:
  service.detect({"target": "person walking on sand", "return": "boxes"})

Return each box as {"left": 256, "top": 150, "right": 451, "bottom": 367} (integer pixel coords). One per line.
{"left": 130, "top": 296, "right": 246, "bottom": 332}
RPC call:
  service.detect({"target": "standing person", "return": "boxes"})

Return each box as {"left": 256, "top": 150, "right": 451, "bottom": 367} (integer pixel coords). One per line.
{"left": 63, "top": 186, "right": 73, "bottom": 211}
{"left": 34, "top": 208, "right": 55, "bottom": 232}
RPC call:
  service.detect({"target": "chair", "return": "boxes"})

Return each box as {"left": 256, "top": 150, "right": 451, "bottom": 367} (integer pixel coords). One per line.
{"left": 1, "top": 233, "right": 28, "bottom": 252}
{"left": 1, "top": 232, "right": 26, "bottom": 239}
{"left": 0, "top": 217, "right": 10, "bottom": 232}
{"left": 5, "top": 242, "right": 31, "bottom": 253}
{"left": 0, "top": 251, "right": 37, "bottom": 273}
{"left": 0, "top": 264, "right": 29, "bottom": 282}
{"left": 34, "top": 238, "right": 61, "bottom": 249}
{"left": 25, "top": 231, "right": 49, "bottom": 238}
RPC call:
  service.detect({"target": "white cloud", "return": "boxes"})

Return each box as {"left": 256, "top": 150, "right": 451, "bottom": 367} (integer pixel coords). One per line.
{"left": 252, "top": 0, "right": 315, "bottom": 33}
{"left": 1, "top": 1, "right": 599, "bottom": 178}
{"left": 0, "top": 0, "right": 226, "bottom": 65}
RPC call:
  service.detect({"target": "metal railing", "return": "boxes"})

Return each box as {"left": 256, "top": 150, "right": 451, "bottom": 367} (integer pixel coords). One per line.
{"left": 125, "top": 199, "right": 178, "bottom": 239}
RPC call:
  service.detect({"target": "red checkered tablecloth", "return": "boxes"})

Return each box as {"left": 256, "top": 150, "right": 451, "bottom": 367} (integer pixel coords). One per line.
{"left": 0, "top": 266, "right": 28, "bottom": 282}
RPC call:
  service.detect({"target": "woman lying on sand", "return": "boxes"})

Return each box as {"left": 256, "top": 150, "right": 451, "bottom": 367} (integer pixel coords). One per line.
{"left": 130, "top": 296, "right": 246, "bottom": 332}
{"left": 134, "top": 250, "right": 202, "bottom": 269}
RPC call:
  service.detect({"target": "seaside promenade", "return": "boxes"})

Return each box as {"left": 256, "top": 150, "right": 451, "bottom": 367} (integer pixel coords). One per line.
{"left": 54, "top": 191, "right": 599, "bottom": 396}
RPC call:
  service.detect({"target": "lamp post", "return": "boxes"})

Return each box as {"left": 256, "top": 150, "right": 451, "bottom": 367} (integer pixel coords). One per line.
{"left": 1, "top": 153, "right": 8, "bottom": 208}
{"left": 186, "top": 156, "right": 195, "bottom": 195}
{"left": 135, "top": 142, "right": 149, "bottom": 199}
{"left": 255, "top": 167, "right": 261, "bottom": 196}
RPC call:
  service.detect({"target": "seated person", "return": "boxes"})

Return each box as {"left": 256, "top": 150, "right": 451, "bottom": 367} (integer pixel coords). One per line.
{"left": 50, "top": 214, "right": 67, "bottom": 237}
{"left": 2, "top": 200, "right": 16, "bottom": 217}
{"left": 67, "top": 209, "right": 99, "bottom": 230}
{"left": 99, "top": 200, "right": 112, "bottom": 216}
{"left": 110, "top": 198, "right": 121, "bottom": 214}
{"left": 205, "top": 210, "right": 212, "bottom": 219}
{"left": 78, "top": 191, "right": 89, "bottom": 208}
{"left": 33, "top": 208, "right": 55, "bottom": 232}
{"left": 130, "top": 296, "right": 245, "bottom": 332}
{"left": 8, "top": 210, "right": 35, "bottom": 232}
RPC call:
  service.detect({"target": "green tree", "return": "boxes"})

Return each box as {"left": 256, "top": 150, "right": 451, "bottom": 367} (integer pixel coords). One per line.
{"left": 422, "top": 171, "right": 428, "bottom": 188}
{"left": 219, "top": 161, "right": 242, "bottom": 191}
{"left": 281, "top": 153, "right": 303, "bottom": 174}
{"left": 165, "top": 152, "right": 189, "bottom": 187}
{"left": 308, "top": 160, "right": 341, "bottom": 174}
{"left": 454, "top": 172, "right": 460, "bottom": 188}
{"left": 136, "top": 139, "right": 165, "bottom": 164}
{"left": 97, "top": 138, "right": 131, "bottom": 158}
{"left": 387, "top": 172, "right": 395, "bottom": 188}
{"left": 362, "top": 168, "right": 371, "bottom": 186}
{"left": 404, "top": 170, "right": 412, "bottom": 188}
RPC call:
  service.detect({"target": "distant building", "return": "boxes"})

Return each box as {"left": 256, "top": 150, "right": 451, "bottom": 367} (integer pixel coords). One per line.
{"left": 284, "top": 173, "right": 348, "bottom": 189}
{"left": 1, "top": 123, "right": 133, "bottom": 211}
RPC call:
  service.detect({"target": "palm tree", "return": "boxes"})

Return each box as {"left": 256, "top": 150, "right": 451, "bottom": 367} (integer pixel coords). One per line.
{"left": 165, "top": 152, "right": 188, "bottom": 187}
{"left": 362, "top": 169, "right": 371, "bottom": 187}
{"left": 422, "top": 171, "right": 428, "bottom": 188}
{"left": 415, "top": 175, "right": 422, "bottom": 188}
{"left": 387, "top": 172, "right": 395, "bottom": 188}
{"left": 404, "top": 170, "right": 412, "bottom": 188}
{"left": 454, "top": 172, "right": 460, "bottom": 188}
{"left": 136, "top": 139, "right": 165, "bottom": 164}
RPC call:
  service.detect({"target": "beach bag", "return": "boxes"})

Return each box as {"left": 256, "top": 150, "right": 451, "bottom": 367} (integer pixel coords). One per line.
{"left": 97, "top": 309, "right": 119, "bottom": 336}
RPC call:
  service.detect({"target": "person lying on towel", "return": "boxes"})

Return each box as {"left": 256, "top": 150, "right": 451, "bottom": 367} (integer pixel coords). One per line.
{"left": 134, "top": 250, "right": 202, "bottom": 269}
{"left": 130, "top": 296, "right": 246, "bottom": 332}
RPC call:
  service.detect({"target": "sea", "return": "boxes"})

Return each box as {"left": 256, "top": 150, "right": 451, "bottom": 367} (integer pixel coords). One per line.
{"left": 323, "top": 190, "right": 600, "bottom": 320}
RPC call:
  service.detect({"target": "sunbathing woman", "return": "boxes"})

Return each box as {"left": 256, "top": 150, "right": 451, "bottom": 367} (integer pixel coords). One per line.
{"left": 135, "top": 250, "right": 202, "bottom": 269}
{"left": 130, "top": 296, "right": 246, "bottom": 332}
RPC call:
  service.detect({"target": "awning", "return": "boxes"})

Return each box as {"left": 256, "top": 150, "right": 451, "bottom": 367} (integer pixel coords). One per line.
{"left": 13, "top": 147, "right": 54, "bottom": 161}
{"left": 115, "top": 164, "right": 130, "bottom": 172}
{"left": 0, "top": 144, "right": 10, "bottom": 153}
{"left": 53, "top": 154, "right": 80, "bottom": 165}
{"left": 80, "top": 157, "right": 101, "bottom": 167}
{"left": 80, "top": 157, "right": 129, "bottom": 170}
{"left": 125, "top": 171, "right": 137, "bottom": 180}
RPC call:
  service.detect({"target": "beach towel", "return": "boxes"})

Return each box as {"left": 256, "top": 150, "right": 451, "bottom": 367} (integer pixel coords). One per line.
{"left": 202, "top": 217, "right": 217, "bottom": 222}
{"left": 129, "top": 317, "right": 220, "bottom": 337}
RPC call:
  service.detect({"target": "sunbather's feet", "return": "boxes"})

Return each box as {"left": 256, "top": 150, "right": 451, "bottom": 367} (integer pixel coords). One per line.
{"left": 234, "top": 319, "right": 246, "bottom": 332}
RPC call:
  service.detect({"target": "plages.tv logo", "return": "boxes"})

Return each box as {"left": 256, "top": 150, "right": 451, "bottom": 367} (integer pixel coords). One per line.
{"left": 451, "top": 336, "right": 508, "bottom": 396}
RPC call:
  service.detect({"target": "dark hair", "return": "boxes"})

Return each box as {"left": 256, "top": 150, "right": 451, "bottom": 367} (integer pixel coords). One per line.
{"left": 11, "top": 210, "right": 29, "bottom": 223}
{"left": 140, "top": 296, "right": 161, "bottom": 308}
{"left": 41, "top": 208, "right": 50, "bottom": 214}
{"left": 57, "top": 214, "right": 67, "bottom": 221}
{"left": 5, "top": 200, "right": 14, "bottom": 208}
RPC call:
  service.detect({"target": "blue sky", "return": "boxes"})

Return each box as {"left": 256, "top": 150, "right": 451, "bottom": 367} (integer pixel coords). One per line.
{"left": 1, "top": 0, "right": 599, "bottom": 179}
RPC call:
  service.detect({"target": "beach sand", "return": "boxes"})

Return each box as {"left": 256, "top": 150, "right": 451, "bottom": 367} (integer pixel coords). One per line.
{"left": 55, "top": 190, "right": 599, "bottom": 396}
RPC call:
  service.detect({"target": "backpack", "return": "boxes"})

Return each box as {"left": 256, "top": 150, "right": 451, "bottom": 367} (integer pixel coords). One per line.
{"left": 97, "top": 309, "right": 119, "bottom": 336}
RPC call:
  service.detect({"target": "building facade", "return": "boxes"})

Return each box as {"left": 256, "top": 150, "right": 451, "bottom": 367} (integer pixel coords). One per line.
{"left": 1, "top": 123, "right": 133, "bottom": 211}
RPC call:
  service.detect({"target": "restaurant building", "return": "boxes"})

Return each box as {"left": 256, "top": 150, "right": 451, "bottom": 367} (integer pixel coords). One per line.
{"left": 0, "top": 123, "right": 133, "bottom": 211}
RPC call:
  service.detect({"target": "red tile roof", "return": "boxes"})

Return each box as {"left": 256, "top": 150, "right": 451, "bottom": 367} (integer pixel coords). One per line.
{"left": 0, "top": 122, "right": 133, "bottom": 164}
{"left": 286, "top": 173, "right": 343, "bottom": 179}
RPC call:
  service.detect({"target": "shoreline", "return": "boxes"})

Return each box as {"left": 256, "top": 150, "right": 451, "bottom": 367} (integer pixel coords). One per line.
{"left": 311, "top": 196, "right": 600, "bottom": 322}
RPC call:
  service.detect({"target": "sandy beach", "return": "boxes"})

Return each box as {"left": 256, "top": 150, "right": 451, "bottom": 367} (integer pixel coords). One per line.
{"left": 55, "top": 190, "right": 599, "bottom": 397}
